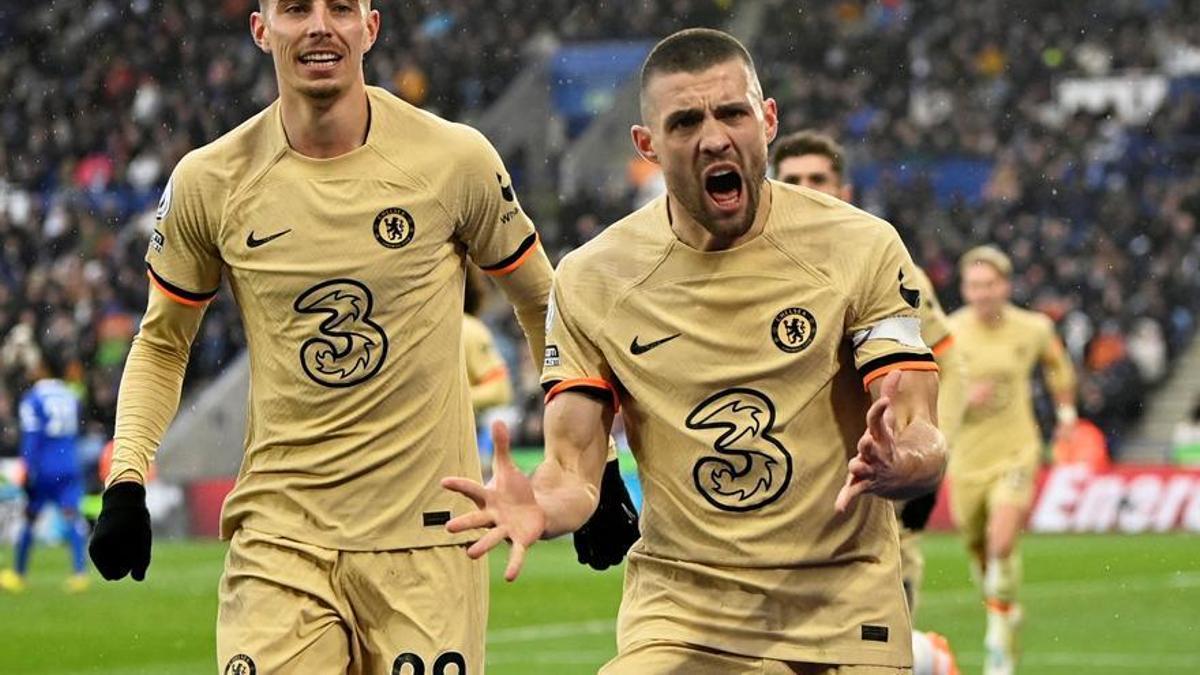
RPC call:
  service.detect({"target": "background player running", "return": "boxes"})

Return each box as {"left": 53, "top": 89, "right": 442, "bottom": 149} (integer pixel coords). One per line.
{"left": 949, "top": 245, "right": 1077, "bottom": 675}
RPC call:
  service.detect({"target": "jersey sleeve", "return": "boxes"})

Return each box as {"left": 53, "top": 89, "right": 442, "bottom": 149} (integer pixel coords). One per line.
{"left": 145, "top": 155, "right": 223, "bottom": 306}
{"left": 464, "top": 318, "right": 508, "bottom": 386}
{"left": 450, "top": 127, "right": 540, "bottom": 277}
{"left": 913, "top": 267, "right": 954, "bottom": 355}
{"left": 848, "top": 225, "right": 938, "bottom": 389}
{"left": 1038, "top": 316, "right": 1077, "bottom": 396}
{"left": 540, "top": 271, "right": 620, "bottom": 410}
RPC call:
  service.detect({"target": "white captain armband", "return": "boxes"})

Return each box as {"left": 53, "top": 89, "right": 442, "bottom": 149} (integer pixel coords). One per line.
{"left": 852, "top": 316, "right": 926, "bottom": 350}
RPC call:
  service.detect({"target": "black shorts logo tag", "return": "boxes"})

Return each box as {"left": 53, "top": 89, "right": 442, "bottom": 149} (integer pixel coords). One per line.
{"left": 772, "top": 307, "right": 817, "bottom": 353}
{"left": 861, "top": 625, "right": 890, "bottom": 642}
{"left": 374, "top": 207, "right": 416, "bottom": 249}
{"left": 224, "top": 654, "right": 256, "bottom": 675}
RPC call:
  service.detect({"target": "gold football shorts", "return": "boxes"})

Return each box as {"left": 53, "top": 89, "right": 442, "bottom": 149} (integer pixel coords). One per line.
{"left": 950, "top": 463, "right": 1037, "bottom": 554}
{"left": 601, "top": 640, "right": 911, "bottom": 675}
{"left": 216, "top": 528, "right": 486, "bottom": 675}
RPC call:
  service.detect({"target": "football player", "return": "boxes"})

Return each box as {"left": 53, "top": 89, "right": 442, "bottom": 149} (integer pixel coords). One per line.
{"left": 0, "top": 349, "right": 89, "bottom": 595}
{"left": 87, "top": 2, "right": 553, "bottom": 672}
{"left": 445, "top": 28, "right": 947, "bottom": 673}
{"left": 948, "top": 245, "right": 1077, "bottom": 675}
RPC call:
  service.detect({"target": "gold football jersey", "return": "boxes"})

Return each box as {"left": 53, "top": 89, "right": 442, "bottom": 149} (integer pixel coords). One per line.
{"left": 542, "top": 181, "right": 935, "bottom": 666}
{"left": 462, "top": 314, "right": 510, "bottom": 410}
{"left": 145, "top": 87, "right": 541, "bottom": 550}
{"left": 947, "top": 304, "right": 1072, "bottom": 481}
{"left": 912, "top": 267, "right": 952, "bottom": 352}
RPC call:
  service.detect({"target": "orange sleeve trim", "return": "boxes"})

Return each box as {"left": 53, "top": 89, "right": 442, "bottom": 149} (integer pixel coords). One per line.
{"left": 146, "top": 270, "right": 213, "bottom": 308}
{"left": 544, "top": 377, "right": 620, "bottom": 412}
{"left": 932, "top": 335, "right": 956, "bottom": 356}
{"left": 478, "top": 365, "right": 508, "bottom": 385}
{"left": 862, "top": 361, "right": 940, "bottom": 389}
{"left": 482, "top": 232, "right": 540, "bottom": 277}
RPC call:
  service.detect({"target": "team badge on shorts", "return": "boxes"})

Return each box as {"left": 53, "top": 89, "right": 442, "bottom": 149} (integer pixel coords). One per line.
{"left": 224, "top": 654, "right": 256, "bottom": 675}
{"left": 373, "top": 207, "right": 416, "bottom": 249}
{"left": 771, "top": 307, "right": 817, "bottom": 353}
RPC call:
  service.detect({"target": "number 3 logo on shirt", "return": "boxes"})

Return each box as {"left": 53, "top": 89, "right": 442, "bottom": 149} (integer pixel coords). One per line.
{"left": 687, "top": 388, "right": 793, "bottom": 512}
{"left": 293, "top": 279, "right": 389, "bottom": 388}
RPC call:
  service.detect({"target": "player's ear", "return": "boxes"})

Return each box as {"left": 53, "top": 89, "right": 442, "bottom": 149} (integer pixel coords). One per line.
{"left": 631, "top": 125, "right": 658, "bottom": 164}
{"left": 840, "top": 183, "right": 854, "bottom": 203}
{"left": 762, "top": 97, "right": 779, "bottom": 145}
{"left": 363, "top": 9, "right": 381, "bottom": 53}
{"left": 250, "top": 11, "right": 271, "bottom": 53}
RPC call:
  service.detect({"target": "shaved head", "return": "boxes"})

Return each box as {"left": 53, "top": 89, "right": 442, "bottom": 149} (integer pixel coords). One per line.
{"left": 639, "top": 28, "right": 762, "bottom": 123}
{"left": 259, "top": 0, "right": 371, "bottom": 11}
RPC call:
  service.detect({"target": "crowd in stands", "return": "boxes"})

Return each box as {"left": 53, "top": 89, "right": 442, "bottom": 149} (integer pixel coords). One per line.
{"left": 751, "top": 0, "right": 1200, "bottom": 448}
{"left": 3, "top": 0, "right": 1199, "bottom": 460}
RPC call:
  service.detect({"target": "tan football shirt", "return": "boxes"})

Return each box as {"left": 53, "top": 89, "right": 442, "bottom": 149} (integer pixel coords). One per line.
{"left": 947, "top": 304, "right": 1074, "bottom": 482}
{"left": 463, "top": 314, "right": 510, "bottom": 410}
{"left": 912, "top": 267, "right": 951, "bottom": 354}
{"left": 140, "top": 86, "right": 541, "bottom": 550}
{"left": 542, "top": 181, "right": 936, "bottom": 666}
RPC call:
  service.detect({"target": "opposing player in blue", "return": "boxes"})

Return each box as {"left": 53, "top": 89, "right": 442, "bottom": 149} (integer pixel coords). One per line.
{"left": 0, "top": 350, "right": 89, "bottom": 594}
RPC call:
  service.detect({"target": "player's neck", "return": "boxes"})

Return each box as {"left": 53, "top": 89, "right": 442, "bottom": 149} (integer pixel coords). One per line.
{"left": 669, "top": 180, "right": 772, "bottom": 252}
{"left": 975, "top": 304, "right": 1007, "bottom": 327}
{"left": 279, "top": 83, "right": 371, "bottom": 159}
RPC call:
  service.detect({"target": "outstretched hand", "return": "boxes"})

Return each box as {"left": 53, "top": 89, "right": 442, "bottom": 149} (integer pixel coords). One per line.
{"left": 442, "top": 420, "right": 546, "bottom": 581}
{"left": 836, "top": 370, "right": 908, "bottom": 513}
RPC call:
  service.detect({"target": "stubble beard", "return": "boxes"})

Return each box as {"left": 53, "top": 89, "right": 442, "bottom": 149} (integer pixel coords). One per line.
{"left": 673, "top": 155, "right": 766, "bottom": 242}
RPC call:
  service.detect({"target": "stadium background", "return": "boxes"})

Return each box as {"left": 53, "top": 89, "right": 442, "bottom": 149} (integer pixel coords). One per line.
{"left": 1, "top": 0, "right": 1199, "bottom": 673}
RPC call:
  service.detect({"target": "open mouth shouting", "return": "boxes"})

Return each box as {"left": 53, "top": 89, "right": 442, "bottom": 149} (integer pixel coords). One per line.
{"left": 703, "top": 162, "right": 744, "bottom": 216}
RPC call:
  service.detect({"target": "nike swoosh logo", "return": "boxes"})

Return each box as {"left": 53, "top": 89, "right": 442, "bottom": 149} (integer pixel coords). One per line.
{"left": 898, "top": 269, "right": 921, "bottom": 309}
{"left": 630, "top": 333, "right": 681, "bottom": 355}
{"left": 497, "top": 173, "right": 515, "bottom": 202}
{"left": 246, "top": 229, "right": 292, "bottom": 248}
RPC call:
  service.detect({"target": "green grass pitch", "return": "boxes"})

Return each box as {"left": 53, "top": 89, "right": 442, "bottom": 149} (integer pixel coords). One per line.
{"left": 1, "top": 534, "right": 1197, "bottom": 674}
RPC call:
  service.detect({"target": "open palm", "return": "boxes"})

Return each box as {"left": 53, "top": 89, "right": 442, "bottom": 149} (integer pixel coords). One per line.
{"left": 442, "top": 420, "right": 546, "bottom": 581}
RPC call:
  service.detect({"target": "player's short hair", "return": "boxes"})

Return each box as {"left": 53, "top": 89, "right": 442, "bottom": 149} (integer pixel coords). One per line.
{"left": 639, "top": 28, "right": 761, "bottom": 118}
{"left": 960, "top": 245, "right": 1013, "bottom": 279}
{"left": 259, "top": 0, "right": 371, "bottom": 12}
{"left": 771, "top": 131, "right": 846, "bottom": 178}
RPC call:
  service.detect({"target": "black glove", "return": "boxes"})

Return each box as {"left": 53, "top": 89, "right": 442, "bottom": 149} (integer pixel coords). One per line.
{"left": 89, "top": 482, "right": 152, "bottom": 581}
{"left": 899, "top": 488, "right": 938, "bottom": 531}
{"left": 573, "top": 459, "right": 640, "bottom": 570}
